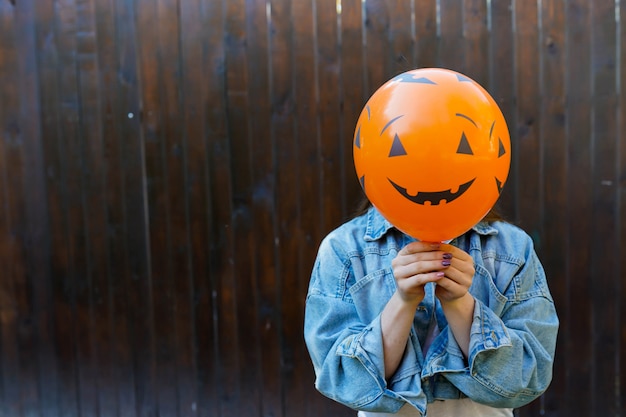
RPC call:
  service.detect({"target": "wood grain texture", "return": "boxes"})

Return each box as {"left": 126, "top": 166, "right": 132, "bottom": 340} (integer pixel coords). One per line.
{"left": 0, "top": 1, "right": 624, "bottom": 416}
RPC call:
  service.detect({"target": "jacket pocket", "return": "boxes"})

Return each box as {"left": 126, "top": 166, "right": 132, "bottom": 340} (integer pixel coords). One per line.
{"left": 349, "top": 268, "right": 396, "bottom": 324}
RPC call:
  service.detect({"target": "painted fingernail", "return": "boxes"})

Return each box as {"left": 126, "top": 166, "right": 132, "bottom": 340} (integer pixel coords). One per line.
{"left": 436, "top": 272, "right": 445, "bottom": 278}
{"left": 442, "top": 260, "right": 451, "bottom": 267}
{"left": 443, "top": 253, "right": 452, "bottom": 260}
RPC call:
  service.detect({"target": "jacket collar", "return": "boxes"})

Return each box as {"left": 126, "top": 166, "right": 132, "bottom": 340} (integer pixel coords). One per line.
{"left": 363, "top": 207, "right": 499, "bottom": 242}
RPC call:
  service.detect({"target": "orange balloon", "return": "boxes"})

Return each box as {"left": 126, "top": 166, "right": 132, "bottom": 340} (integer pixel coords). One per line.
{"left": 353, "top": 68, "right": 511, "bottom": 242}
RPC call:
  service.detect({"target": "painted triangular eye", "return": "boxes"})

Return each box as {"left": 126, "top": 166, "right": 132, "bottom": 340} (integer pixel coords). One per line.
{"left": 495, "top": 177, "right": 503, "bottom": 194}
{"left": 389, "top": 134, "right": 407, "bottom": 157}
{"left": 456, "top": 132, "right": 473, "bottom": 155}
{"left": 355, "top": 125, "right": 361, "bottom": 148}
{"left": 498, "top": 137, "right": 506, "bottom": 157}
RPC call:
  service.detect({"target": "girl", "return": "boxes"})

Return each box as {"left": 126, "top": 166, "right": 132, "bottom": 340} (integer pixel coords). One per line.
{"left": 304, "top": 203, "right": 558, "bottom": 416}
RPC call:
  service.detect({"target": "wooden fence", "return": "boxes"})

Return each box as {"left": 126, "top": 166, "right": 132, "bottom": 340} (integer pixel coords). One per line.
{"left": 0, "top": 0, "right": 624, "bottom": 416}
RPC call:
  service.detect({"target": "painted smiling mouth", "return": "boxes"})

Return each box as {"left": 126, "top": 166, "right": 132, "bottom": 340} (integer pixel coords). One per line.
{"left": 388, "top": 178, "right": 476, "bottom": 205}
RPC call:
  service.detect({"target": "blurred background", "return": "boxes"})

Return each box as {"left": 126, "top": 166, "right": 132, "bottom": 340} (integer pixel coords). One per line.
{"left": 0, "top": 0, "right": 624, "bottom": 416}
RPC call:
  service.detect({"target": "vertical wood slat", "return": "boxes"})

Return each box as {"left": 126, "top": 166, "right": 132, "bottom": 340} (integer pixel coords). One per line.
{"left": 0, "top": 3, "right": 26, "bottom": 417}
{"left": 111, "top": 0, "right": 147, "bottom": 414}
{"left": 54, "top": 3, "right": 86, "bottom": 413}
{"left": 140, "top": 0, "right": 177, "bottom": 412}
{"left": 270, "top": 1, "right": 300, "bottom": 415}
{"left": 16, "top": 3, "right": 44, "bottom": 414}
{"left": 94, "top": 0, "right": 134, "bottom": 415}
{"left": 488, "top": 0, "right": 516, "bottom": 218}
{"left": 134, "top": 0, "right": 160, "bottom": 414}
{"left": 155, "top": 0, "right": 202, "bottom": 414}
{"left": 76, "top": 0, "right": 105, "bottom": 415}
{"left": 291, "top": 2, "right": 339, "bottom": 416}
{"left": 225, "top": 0, "right": 258, "bottom": 415}
{"left": 115, "top": 0, "right": 156, "bottom": 415}
{"left": 2, "top": 1, "right": 626, "bottom": 416}
{"left": 32, "top": 0, "right": 63, "bottom": 416}
{"left": 363, "top": 0, "right": 390, "bottom": 96}
{"left": 564, "top": 0, "right": 593, "bottom": 415}
{"left": 414, "top": 0, "right": 438, "bottom": 68}
{"left": 590, "top": 1, "right": 620, "bottom": 415}
{"left": 537, "top": 0, "right": 567, "bottom": 415}
{"left": 153, "top": 0, "right": 184, "bottom": 414}
{"left": 513, "top": 0, "right": 542, "bottom": 234}
{"left": 178, "top": 0, "right": 206, "bottom": 415}
{"left": 317, "top": 0, "right": 343, "bottom": 233}
{"left": 439, "top": 0, "right": 464, "bottom": 70}
{"left": 13, "top": 1, "right": 55, "bottom": 416}
{"left": 205, "top": 0, "right": 229, "bottom": 415}
{"left": 462, "top": 0, "right": 488, "bottom": 87}
{"left": 339, "top": 0, "right": 366, "bottom": 217}
{"left": 615, "top": 3, "right": 626, "bottom": 414}
{"left": 387, "top": 3, "right": 414, "bottom": 78}
{"left": 91, "top": 0, "right": 121, "bottom": 414}
{"left": 245, "top": 1, "right": 282, "bottom": 415}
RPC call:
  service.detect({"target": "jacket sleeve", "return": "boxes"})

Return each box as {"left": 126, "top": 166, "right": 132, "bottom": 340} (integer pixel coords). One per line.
{"left": 303, "top": 236, "right": 427, "bottom": 413}
{"left": 425, "top": 236, "right": 559, "bottom": 408}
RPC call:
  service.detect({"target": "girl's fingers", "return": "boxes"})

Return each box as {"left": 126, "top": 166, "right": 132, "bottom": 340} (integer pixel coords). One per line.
{"left": 399, "top": 271, "right": 444, "bottom": 289}
{"left": 394, "top": 258, "right": 448, "bottom": 279}
{"left": 433, "top": 275, "right": 461, "bottom": 291}
{"left": 398, "top": 241, "right": 441, "bottom": 256}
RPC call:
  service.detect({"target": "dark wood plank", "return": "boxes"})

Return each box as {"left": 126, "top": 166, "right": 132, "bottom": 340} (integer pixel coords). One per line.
{"left": 200, "top": 0, "right": 227, "bottom": 416}
{"left": 488, "top": 0, "right": 516, "bottom": 218}
{"left": 207, "top": 1, "right": 251, "bottom": 417}
{"left": 117, "top": 0, "right": 156, "bottom": 416}
{"left": 244, "top": 1, "right": 282, "bottom": 416}
{"left": 363, "top": 0, "right": 390, "bottom": 94}
{"left": 535, "top": 0, "right": 568, "bottom": 415}
{"left": 616, "top": 1, "right": 626, "bottom": 414}
{"left": 439, "top": 0, "right": 464, "bottom": 71}
{"left": 49, "top": 1, "right": 84, "bottom": 415}
{"left": 414, "top": 0, "right": 438, "bottom": 68}
{"left": 15, "top": 1, "right": 56, "bottom": 416}
{"left": 462, "top": 0, "right": 489, "bottom": 86}
{"left": 108, "top": 0, "right": 147, "bottom": 414}
{"left": 388, "top": 2, "right": 414, "bottom": 73}
{"left": 31, "top": 1, "right": 64, "bottom": 416}
{"left": 339, "top": 0, "right": 366, "bottom": 216}
{"left": 137, "top": 0, "right": 181, "bottom": 414}
{"left": 75, "top": 0, "right": 107, "bottom": 416}
{"left": 93, "top": 0, "right": 133, "bottom": 415}
{"left": 291, "top": 2, "right": 331, "bottom": 416}
{"left": 208, "top": 120, "right": 238, "bottom": 414}
{"left": 153, "top": 0, "right": 193, "bottom": 415}
{"left": 590, "top": 1, "right": 619, "bottom": 415}
{"left": 269, "top": 1, "right": 302, "bottom": 415}
{"left": 512, "top": 5, "right": 542, "bottom": 411}
{"left": 513, "top": 0, "right": 541, "bottom": 232}
{"left": 317, "top": 0, "right": 344, "bottom": 233}
{"left": 563, "top": 0, "right": 593, "bottom": 415}
{"left": 0, "top": 3, "right": 26, "bottom": 416}
{"left": 225, "top": 0, "right": 261, "bottom": 415}
{"left": 178, "top": 0, "right": 207, "bottom": 415}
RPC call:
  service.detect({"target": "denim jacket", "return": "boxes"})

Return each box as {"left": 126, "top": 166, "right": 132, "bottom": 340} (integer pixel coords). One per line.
{"left": 304, "top": 208, "right": 558, "bottom": 414}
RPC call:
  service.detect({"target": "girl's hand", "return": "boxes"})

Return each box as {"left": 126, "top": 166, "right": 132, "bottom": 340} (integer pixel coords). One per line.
{"left": 391, "top": 241, "right": 450, "bottom": 304}
{"left": 434, "top": 244, "right": 475, "bottom": 304}
{"left": 432, "top": 244, "right": 476, "bottom": 358}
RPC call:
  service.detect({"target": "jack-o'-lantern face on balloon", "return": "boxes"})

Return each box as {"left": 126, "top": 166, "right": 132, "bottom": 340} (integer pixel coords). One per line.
{"left": 353, "top": 68, "right": 511, "bottom": 242}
